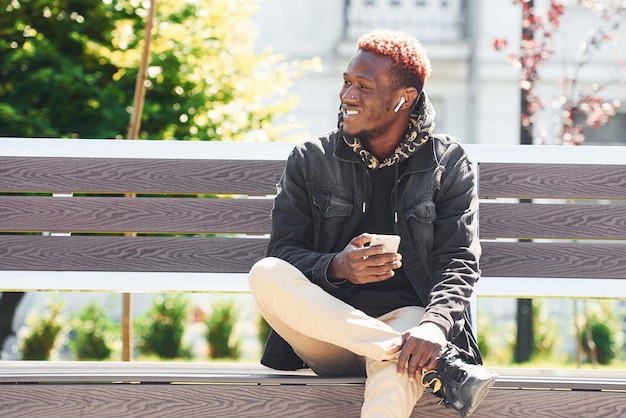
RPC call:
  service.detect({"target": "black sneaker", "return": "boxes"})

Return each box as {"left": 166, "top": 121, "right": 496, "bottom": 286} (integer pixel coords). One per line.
{"left": 421, "top": 347, "right": 497, "bottom": 418}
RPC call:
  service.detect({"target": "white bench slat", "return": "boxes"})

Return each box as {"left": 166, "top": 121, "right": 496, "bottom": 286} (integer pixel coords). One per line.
{"left": 0, "top": 138, "right": 295, "bottom": 160}
{"left": 5, "top": 138, "right": 626, "bottom": 164}
{"left": 0, "top": 272, "right": 250, "bottom": 293}
{"left": 476, "top": 276, "right": 626, "bottom": 299}
{"left": 2, "top": 272, "right": 625, "bottom": 300}
{"left": 1, "top": 361, "right": 625, "bottom": 391}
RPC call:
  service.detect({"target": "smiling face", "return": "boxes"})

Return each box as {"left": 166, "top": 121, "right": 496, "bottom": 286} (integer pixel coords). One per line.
{"left": 339, "top": 49, "right": 413, "bottom": 157}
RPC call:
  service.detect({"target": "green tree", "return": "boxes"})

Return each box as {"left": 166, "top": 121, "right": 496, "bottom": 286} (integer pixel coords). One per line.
{"left": 133, "top": 0, "right": 312, "bottom": 141}
{"left": 0, "top": 0, "right": 315, "bottom": 140}
{"left": 0, "top": 0, "right": 136, "bottom": 137}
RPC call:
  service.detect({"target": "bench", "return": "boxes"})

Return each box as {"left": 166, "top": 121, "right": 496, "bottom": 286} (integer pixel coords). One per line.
{"left": 1, "top": 138, "right": 626, "bottom": 417}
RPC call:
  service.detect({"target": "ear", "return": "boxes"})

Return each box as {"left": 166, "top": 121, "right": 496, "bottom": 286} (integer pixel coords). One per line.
{"left": 402, "top": 87, "right": 419, "bottom": 109}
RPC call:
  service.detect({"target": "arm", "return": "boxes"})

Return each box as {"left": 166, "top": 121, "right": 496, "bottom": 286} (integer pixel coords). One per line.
{"left": 397, "top": 144, "right": 481, "bottom": 380}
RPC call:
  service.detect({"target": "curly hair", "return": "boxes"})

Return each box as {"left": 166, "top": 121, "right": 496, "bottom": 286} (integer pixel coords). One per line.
{"left": 357, "top": 30, "right": 432, "bottom": 92}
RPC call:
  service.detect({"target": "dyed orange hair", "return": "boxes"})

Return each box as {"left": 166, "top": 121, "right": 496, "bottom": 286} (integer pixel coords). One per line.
{"left": 357, "top": 30, "right": 431, "bottom": 91}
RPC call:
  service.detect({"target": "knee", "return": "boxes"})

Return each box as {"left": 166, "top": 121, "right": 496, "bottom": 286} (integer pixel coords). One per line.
{"left": 249, "top": 257, "right": 272, "bottom": 288}
{"left": 248, "top": 257, "right": 285, "bottom": 293}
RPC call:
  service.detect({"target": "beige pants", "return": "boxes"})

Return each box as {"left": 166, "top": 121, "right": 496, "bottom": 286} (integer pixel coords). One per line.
{"left": 249, "top": 257, "right": 425, "bottom": 418}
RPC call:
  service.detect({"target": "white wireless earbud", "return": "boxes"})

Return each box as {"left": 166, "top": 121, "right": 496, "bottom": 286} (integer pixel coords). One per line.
{"left": 394, "top": 97, "right": 406, "bottom": 113}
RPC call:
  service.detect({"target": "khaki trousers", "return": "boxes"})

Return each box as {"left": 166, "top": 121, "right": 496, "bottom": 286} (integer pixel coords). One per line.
{"left": 249, "top": 257, "right": 425, "bottom": 418}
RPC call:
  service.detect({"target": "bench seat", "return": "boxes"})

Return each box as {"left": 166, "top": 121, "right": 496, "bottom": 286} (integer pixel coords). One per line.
{"left": 1, "top": 362, "right": 625, "bottom": 417}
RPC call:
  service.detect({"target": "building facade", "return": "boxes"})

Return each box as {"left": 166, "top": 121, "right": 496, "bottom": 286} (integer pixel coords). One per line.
{"left": 253, "top": 0, "right": 626, "bottom": 145}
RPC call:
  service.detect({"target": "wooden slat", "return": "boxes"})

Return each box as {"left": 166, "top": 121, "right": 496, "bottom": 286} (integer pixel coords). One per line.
{"left": 0, "top": 236, "right": 268, "bottom": 273}
{"left": 479, "top": 203, "right": 626, "bottom": 240}
{"left": 0, "top": 384, "right": 428, "bottom": 418}
{"left": 479, "top": 163, "right": 626, "bottom": 200}
{"left": 480, "top": 241, "right": 626, "bottom": 279}
{"left": 0, "top": 383, "right": 623, "bottom": 418}
{"left": 0, "top": 157, "right": 285, "bottom": 195}
{"left": 0, "top": 196, "right": 273, "bottom": 234}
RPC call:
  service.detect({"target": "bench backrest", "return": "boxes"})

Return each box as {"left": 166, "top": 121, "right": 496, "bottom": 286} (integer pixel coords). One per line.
{"left": 474, "top": 146, "right": 626, "bottom": 300}
{"left": 1, "top": 138, "right": 625, "bottom": 300}
{"left": 0, "top": 139, "right": 292, "bottom": 292}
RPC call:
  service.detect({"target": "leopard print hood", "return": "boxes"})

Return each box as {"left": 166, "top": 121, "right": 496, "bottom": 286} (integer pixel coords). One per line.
{"left": 337, "top": 91, "right": 436, "bottom": 169}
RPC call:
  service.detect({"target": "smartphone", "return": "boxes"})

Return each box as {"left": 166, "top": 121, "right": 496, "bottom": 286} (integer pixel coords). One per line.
{"left": 369, "top": 234, "right": 401, "bottom": 254}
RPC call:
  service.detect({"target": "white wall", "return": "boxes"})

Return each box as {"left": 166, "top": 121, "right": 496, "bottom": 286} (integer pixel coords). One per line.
{"left": 252, "top": 0, "right": 346, "bottom": 138}
{"left": 472, "top": 0, "right": 522, "bottom": 144}
{"left": 252, "top": 0, "right": 344, "bottom": 58}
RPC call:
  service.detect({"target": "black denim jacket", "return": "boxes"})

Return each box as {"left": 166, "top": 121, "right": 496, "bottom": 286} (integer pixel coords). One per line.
{"left": 260, "top": 131, "right": 482, "bottom": 370}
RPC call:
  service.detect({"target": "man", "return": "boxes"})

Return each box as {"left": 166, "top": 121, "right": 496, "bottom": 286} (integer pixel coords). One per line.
{"left": 249, "top": 30, "right": 496, "bottom": 418}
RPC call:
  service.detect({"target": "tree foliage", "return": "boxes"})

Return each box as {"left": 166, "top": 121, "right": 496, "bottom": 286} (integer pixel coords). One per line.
{"left": 0, "top": 0, "right": 130, "bottom": 137}
{"left": 493, "top": 0, "right": 626, "bottom": 144}
{"left": 0, "top": 0, "right": 316, "bottom": 140}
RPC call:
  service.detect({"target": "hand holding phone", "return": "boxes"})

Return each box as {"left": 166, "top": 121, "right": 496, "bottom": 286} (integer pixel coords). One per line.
{"left": 369, "top": 234, "right": 401, "bottom": 254}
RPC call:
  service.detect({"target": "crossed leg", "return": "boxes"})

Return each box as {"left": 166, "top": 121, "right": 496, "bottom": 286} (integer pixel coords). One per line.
{"left": 249, "top": 257, "right": 425, "bottom": 417}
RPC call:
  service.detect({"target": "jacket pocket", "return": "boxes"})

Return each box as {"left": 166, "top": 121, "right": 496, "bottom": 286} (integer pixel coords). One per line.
{"left": 405, "top": 195, "right": 436, "bottom": 224}
{"left": 404, "top": 195, "right": 436, "bottom": 271}
{"left": 311, "top": 190, "right": 354, "bottom": 252}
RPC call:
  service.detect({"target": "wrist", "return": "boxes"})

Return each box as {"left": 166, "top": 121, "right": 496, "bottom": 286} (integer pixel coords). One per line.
{"left": 326, "top": 254, "right": 347, "bottom": 285}
{"left": 327, "top": 253, "right": 344, "bottom": 280}
{"left": 421, "top": 321, "right": 448, "bottom": 341}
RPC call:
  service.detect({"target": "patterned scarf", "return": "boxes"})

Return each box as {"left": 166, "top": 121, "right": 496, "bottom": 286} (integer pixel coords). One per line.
{"left": 338, "top": 92, "right": 436, "bottom": 169}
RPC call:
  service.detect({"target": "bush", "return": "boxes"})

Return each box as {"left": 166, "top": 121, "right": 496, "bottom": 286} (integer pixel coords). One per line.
{"left": 581, "top": 318, "right": 617, "bottom": 365}
{"left": 205, "top": 298, "right": 240, "bottom": 359}
{"left": 578, "top": 301, "right": 621, "bottom": 366}
{"left": 18, "top": 299, "right": 67, "bottom": 360}
{"left": 135, "top": 294, "right": 191, "bottom": 359}
{"left": 69, "top": 301, "right": 117, "bottom": 361}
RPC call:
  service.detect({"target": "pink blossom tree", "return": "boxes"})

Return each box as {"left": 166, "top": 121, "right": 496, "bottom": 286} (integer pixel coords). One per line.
{"left": 493, "top": 0, "right": 626, "bottom": 145}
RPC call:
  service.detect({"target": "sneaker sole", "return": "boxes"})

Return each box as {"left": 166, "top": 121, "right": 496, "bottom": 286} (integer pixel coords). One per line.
{"left": 460, "top": 373, "right": 498, "bottom": 418}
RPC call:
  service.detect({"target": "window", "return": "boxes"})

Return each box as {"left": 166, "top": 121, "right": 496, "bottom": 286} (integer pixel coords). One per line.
{"left": 582, "top": 112, "right": 626, "bottom": 146}
{"left": 345, "top": 0, "right": 467, "bottom": 43}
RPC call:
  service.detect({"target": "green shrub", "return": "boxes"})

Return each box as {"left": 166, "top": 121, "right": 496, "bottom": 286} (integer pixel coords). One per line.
{"left": 581, "top": 318, "right": 616, "bottom": 365}
{"left": 578, "top": 301, "right": 620, "bottom": 366}
{"left": 18, "top": 299, "right": 67, "bottom": 360}
{"left": 135, "top": 294, "right": 190, "bottom": 359}
{"left": 69, "top": 301, "right": 117, "bottom": 361}
{"left": 205, "top": 298, "right": 240, "bottom": 359}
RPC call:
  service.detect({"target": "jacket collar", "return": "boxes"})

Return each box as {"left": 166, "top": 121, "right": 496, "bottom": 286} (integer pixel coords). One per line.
{"left": 335, "top": 91, "right": 436, "bottom": 169}
{"left": 334, "top": 92, "right": 438, "bottom": 172}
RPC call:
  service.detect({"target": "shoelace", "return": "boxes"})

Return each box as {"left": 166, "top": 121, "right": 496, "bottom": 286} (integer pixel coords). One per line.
{"left": 420, "top": 370, "right": 446, "bottom": 406}
{"left": 421, "top": 356, "right": 468, "bottom": 408}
